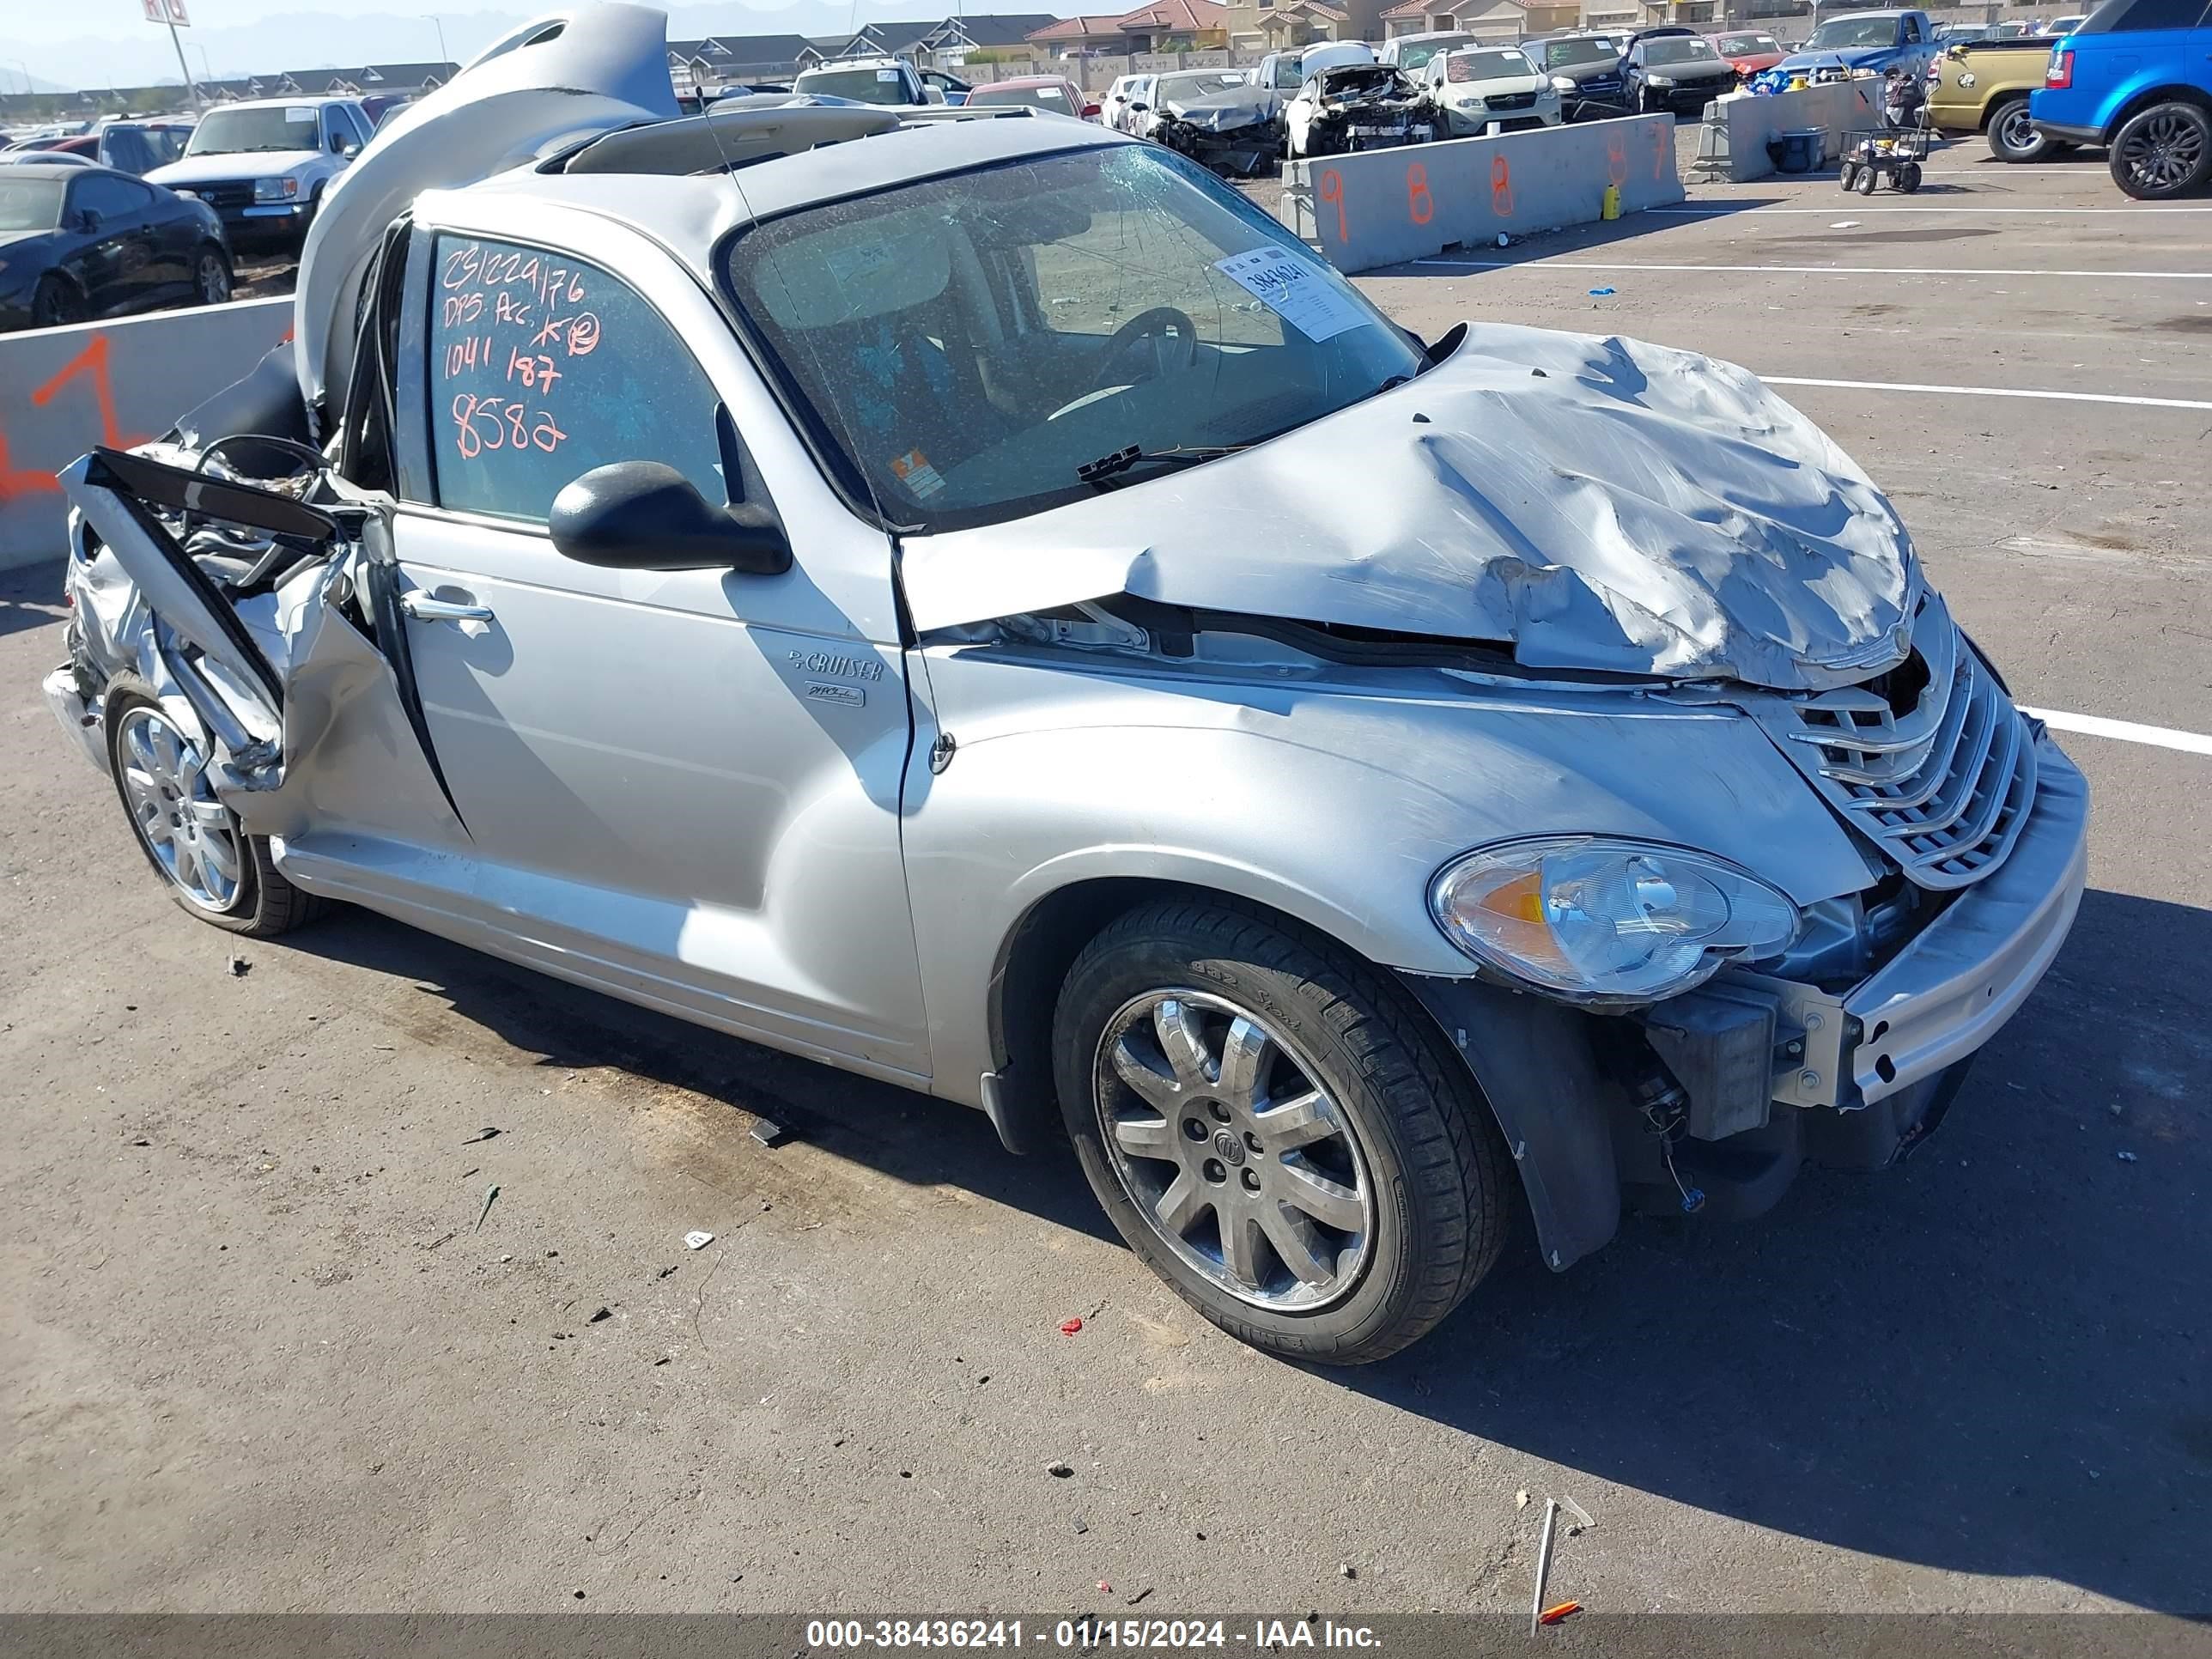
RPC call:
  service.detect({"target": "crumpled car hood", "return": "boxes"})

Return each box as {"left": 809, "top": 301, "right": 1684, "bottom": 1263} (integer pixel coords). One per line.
{"left": 1164, "top": 90, "right": 1276, "bottom": 127}
{"left": 899, "top": 322, "right": 1917, "bottom": 691}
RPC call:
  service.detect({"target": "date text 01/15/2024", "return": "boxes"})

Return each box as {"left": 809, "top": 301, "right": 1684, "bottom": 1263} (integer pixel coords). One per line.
{"left": 803, "top": 1620, "right": 1382, "bottom": 1649}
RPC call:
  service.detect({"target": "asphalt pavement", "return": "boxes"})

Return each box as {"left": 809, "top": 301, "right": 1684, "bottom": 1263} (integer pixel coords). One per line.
{"left": 1, "top": 136, "right": 2207, "bottom": 1622}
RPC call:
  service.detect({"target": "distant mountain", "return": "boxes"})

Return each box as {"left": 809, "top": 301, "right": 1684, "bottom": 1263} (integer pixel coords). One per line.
{"left": 15, "top": 4, "right": 1073, "bottom": 95}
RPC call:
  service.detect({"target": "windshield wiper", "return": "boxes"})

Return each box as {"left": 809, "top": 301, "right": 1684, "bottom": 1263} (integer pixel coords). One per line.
{"left": 1076, "top": 443, "right": 1248, "bottom": 489}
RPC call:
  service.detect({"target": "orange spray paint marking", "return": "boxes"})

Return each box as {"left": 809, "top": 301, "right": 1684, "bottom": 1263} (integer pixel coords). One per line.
{"left": 32, "top": 332, "right": 131, "bottom": 450}
{"left": 1490, "top": 153, "right": 1515, "bottom": 216}
{"left": 1406, "top": 161, "right": 1433, "bottom": 226}
{"left": 1318, "top": 167, "right": 1348, "bottom": 244}
{"left": 1650, "top": 118, "right": 1668, "bottom": 180}
{"left": 1607, "top": 132, "right": 1629, "bottom": 189}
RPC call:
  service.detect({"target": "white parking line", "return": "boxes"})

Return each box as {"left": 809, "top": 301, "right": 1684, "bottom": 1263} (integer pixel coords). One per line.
{"left": 1656, "top": 205, "right": 2212, "bottom": 215}
{"left": 2025, "top": 708, "right": 2212, "bottom": 757}
{"left": 1760, "top": 375, "right": 2212, "bottom": 410}
{"left": 1408, "top": 258, "right": 2212, "bottom": 280}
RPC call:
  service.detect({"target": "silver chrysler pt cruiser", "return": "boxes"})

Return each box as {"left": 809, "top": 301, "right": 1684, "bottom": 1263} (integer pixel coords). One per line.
{"left": 45, "top": 5, "right": 2087, "bottom": 1362}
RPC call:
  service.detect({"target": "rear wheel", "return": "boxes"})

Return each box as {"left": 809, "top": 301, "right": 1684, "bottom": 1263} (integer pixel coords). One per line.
{"left": 1986, "top": 96, "right": 2048, "bottom": 162}
{"left": 104, "top": 677, "right": 325, "bottom": 938}
{"left": 192, "top": 245, "right": 232, "bottom": 306}
{"left": 1053, "top": 899, "right": 1513, "bottom": 1365}
{"left": 1897, "top": 160, "right": 1923, "bottom": 192}
{"left": 2109, "top": 100, "right": 2212, "bottom": 200}
{"left": 1855, "top": 163, "right": 1880, "bottom": 194}
{"left": 1839, "top": 161, "right": 1861, "bottom": 191}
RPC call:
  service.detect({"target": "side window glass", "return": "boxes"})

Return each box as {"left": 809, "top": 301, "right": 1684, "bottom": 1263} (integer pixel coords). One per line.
{"left": 428, "top": 234, "right": 729, "bottom": 524}
{"left": 1901, "top": 16, "right": 1922, "bottom": 41}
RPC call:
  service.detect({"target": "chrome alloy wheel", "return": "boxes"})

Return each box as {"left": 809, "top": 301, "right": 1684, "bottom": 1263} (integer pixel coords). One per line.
{"left": 116, "top": 704, "right": 244, "bottom": 914}
{"left": 1094, "top": 990, "right": 1374, "bottom": 1311}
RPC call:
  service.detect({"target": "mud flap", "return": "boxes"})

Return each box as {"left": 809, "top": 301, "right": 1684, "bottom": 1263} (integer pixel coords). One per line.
{"left": 60, "top": 447, "right": 468, "bottom": 848}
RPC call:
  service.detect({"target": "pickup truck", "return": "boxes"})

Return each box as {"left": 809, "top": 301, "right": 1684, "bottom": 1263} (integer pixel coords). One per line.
{"left": 1771, "top": 9, "right": 1942, "bottom": 82}
{"left": 790, "top": 57, "right": 945, "bottom": 106}
{"left": 1929, "top": 34, "right": 2082, "bottom": 161}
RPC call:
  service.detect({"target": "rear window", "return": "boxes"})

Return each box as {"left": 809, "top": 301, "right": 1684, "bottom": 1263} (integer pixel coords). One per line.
{"left": 1394, "top": 35, "right": 1474, "bottom": 71}
{"left": 1542, "top": 37, "right": 1620, "bottom": 66}
{"left": 1713, "top": 32, "right": 1779, "bottom": 52}
{"left": 971, "top": 82, "right": 1073, "bottom": 109}
{"left": 0, "top": 177, "right": 63, "bottom": 232}
{"left": 2077, "top": 0, "right": 2209, "bottom": 30}
{"left": 795, "top": 65, "right": 915, "bottom": 104}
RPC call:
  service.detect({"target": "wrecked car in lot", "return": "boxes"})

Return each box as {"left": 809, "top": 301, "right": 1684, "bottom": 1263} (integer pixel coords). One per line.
{"left": 46, "top": 3, "right": 2089, "bottom": 1365}
{"left": 1142, "top": 69, "right": 1282, "bottom": 177}
{"left": 1284, "top": 63, "right": 1436, "bottom": 158}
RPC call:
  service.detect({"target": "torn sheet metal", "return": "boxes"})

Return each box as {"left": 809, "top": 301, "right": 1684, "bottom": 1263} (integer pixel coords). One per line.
{"left": 898, "top": 324, "right": 1920, "bottom": 692}
{"left": 297, "top": 2, "right": 680, "bottom": 420}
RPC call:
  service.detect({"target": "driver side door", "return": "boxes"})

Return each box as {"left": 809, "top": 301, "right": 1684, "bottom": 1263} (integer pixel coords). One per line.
{"left": 381, "top": 227, "right": 932, "bottom": 1078}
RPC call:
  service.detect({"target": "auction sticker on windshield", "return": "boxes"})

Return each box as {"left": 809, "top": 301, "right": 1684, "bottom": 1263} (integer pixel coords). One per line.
{"left": 1212, "top": 247, "right": 1368, "bottom": 343}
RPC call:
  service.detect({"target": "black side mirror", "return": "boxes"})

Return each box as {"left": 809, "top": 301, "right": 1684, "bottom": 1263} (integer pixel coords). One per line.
{"left": 1131, "top": 100, "right": 1149, "bottom": 112}
{"left": 550, "top": 462, "right": 791, "bottom": 574}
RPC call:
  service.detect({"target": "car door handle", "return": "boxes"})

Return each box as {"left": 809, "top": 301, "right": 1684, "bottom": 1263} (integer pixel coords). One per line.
{"left": 400, "top": 590, "right": 495, "bottom": 623}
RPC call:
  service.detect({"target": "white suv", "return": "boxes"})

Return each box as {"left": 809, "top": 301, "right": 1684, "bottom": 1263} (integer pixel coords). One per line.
{"left": 146, "top": 96, "right": 372, "bottom": 249}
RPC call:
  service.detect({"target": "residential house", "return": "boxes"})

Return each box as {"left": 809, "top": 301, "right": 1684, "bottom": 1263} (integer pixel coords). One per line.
{"left": 665, "top": 34, "right": 817, "bottom": 93}
{"left": 1377, "top": 0, "right": 1598, "bottom": 35}
{"left": 197, "top": 62, "right": 459, "bottom": 101}
{"left": 1025, "top": 14, "right": 1134, "bottom": 57}
{"left": 1237, "top": 0, "right": 1360, "bottom": 49}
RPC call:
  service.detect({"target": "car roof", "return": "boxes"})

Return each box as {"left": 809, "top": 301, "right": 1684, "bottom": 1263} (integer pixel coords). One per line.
{"left": 2, "top": 159, "right": 120, "bottom": 179}
{"left": 429, "top": 106, "right": 1128, "bottom": 288}
{"left": 204, "top": 94, "right": 356, "bottom": 110}
{"left": 976, "top": 74, "right": 1073, "bottom": 86}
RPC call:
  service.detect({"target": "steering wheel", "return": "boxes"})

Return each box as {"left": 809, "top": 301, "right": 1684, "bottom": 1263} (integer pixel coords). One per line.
{"left": 1089, "top": 305, "right": 1200, "bottom": 392}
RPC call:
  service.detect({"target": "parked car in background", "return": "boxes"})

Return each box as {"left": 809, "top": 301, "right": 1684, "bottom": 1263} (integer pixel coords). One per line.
{"left": 25, "top": 122, "right": 196, "bottom": 176}
{"left": 1929, "top": 33, "right": 2085, "bottom": 160}
{"left": 964, "top": 75, "right": 1098, "bottom": 120}
{"left": 1626, "top": 33, "right": 1738, "bottom": 112}
{"left": 791, "top": 58, "right": 943, "bottom": 106}
{"left": 145, "top": 96, "right": 372, "bottom": 251}
{"left": 2033, "top": 0, "right": 2212, "bottom": 198}
{"left": 1143, "top": 69, "right": 1279, "bottom": 171}
{"left": 1, "top": 149, "right": 95, "bottom": 168}
{"left": 1285, "top": 61, "right": 1433, "bottom": 155}
{"left": 0, "top": 161, "right": 230, "bottom": 331}
{"left": 1103, "top": 73, "right": 1155, "bottom": 132}
{"left": 1425, "top": 45, "right": 1564, "bottom": 134}
{"left": 1707, "top": 28, "right": 1788, "bottom": 76}
{"left": 1772, "top": 9, "right": 1942, "bottom": 81}
{"left": 1253, "top": 40, "right": 1377, "bottom": 123}
{"left": 1530, "top": 33, "right": 1631, "bottom": 118}
{"left": 1376, "top": 30, "right": 1479, "bottom": 75}
{"left": 2044, "top": 14, "right": 2092, "bottom": 31}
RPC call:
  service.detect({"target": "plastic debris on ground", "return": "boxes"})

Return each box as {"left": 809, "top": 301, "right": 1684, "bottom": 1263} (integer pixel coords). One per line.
{"left": 1046, "top": 1462, "right": 1074, "bottom": 1478}
{"left": 473, "top": 1183, "right": 501, "bottom": 1232}
{"left": 1831, "top": 220, "right": 1860, "bottom": 228}
{"left": 750, "top": 1118, "right": 790, "bottom": 1147}
{"left": 228, "top": 955, "right": 252, "bottom": 977}
{"left": 1562, "top": 1495, "right": 1595, "bottom": 1536}
{"left": 1540, "top": 1602, "right": 1582, "bottom": 1626}
{"left": 461, "top": 1127, "right": 500, "bottom": 1144}
{"left": 684, "top": 1230, "right": 715, "bottom": 1249}
{"left": 1060, "top": 1316, "right": 1084, "bottom": 1335}
{"left": 1587, "top": 287, "right": 1615, "bottom": 295}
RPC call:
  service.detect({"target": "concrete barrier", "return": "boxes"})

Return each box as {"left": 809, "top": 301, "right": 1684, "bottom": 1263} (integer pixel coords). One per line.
{"left": 1705, "top": 81, "right": 1882, "bottom": 182}
{"left": 1277, "top": 114, "right": 1684, "bottom": 276}
{"left": 0, "top": 295, "right": 291, "bottom": 570}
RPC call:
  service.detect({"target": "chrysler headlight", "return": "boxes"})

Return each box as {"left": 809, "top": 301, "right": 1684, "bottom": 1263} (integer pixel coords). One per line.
{"left": 253, "top": 176, "right": 301, "bottom": 203}
{"left": 1429, "top": 837, "right": 1798, "bottom": 1002}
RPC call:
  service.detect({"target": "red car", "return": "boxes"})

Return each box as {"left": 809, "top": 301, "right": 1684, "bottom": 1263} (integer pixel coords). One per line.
{"left": 964, "top": 74, "right": 1102, "bottom": 122}
{"left": 1706, "top": 28, "right": 1787, "bottom": 76}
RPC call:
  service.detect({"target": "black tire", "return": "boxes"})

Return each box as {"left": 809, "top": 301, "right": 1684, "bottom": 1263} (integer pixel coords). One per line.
{"left": 1985, "top": 96, "right": 2048, "bottom": 162}
{"left": 103, "top": 675, "right": 326, "bottom": 939}
{"left": 30, "top": 275, "right": 84, "bottom": 329}
{"left": 1052, "top": 898, "right": 1513, "bottom": 1365}
{"left": 191, "top": 244, "right": 233, "bottom": 307}
{"left": 1839, "top": 161, "right": 1861, "bottom": 191}
{"left": 2108, "top": 100, "right": 2212, "bottom": 201}
{"left": 1855, "top": 163, "right": 1880, "bottom": 194}
{"left": 1898, "top": 160, "right": 1923, "bottom": 192}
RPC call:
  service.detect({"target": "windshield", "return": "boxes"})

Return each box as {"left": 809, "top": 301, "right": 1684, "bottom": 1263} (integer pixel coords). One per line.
{"left": 1646, "top": 37, "right": 1722, "bottom": 62}
{"left": 794, "top": 65, "right": 914, "bottom": 105}
{"left": 725, "top": 146, "right": 1421, "bottom": 533}
{"left": 1542, "top": 37, "right": 1620, "bottom": 66}
{"left": 1713, "top": 32, "right": 1779, "bottom": 52}
{"left": 1394, "top": 35, "right": 1474, "bottom": 70}
{"left": 1158, "top": 71, "right": 1250, "bottom": 100}
{"left": 971, "top": 81, "right": 1076, "bottom": 110}
{"left": 0, "top": 177, "right": 64, "bottom": 231}
{"left": 1808, "top": 15, "right": 1900, "bottom": 46}
{"left": 185, "top": 104, "right": 322, "bottom": 155}
{"left": 1446, "top": 49, "right": 1536, "bottom": 80}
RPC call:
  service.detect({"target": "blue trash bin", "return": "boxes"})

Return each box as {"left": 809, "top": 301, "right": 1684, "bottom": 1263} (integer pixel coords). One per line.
{"left": 1767, "top": 127, "right": 1825, "bottom": 173}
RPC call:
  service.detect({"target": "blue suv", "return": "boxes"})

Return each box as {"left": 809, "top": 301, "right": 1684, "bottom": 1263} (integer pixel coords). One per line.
{"left": 2031, "top": 0, "right": 2212, "bottom": 198}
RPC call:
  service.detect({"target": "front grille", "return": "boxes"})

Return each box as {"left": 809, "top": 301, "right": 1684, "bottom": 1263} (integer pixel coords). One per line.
{"left": 191, "top": 180, "right": 254, "bottom": 211}
{"left": 1759, "top": 597, "right": 2038, "bottom": 890}
{"left": 1486, "top": 90, "right": 1538, "bottom": 111}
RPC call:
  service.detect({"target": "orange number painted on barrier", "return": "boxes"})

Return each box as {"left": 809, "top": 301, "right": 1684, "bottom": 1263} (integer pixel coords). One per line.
{"left": 1650, "top": 118, "right": 1668, "bottom": 180}
{"left": 1318, "top": 167, "right": 1348, "bottom": 243}
{"left": 1490, "top": 154, "right": 1515, "bottom": 216}
{"left": 1606, "top": 131, "right": 1628, "bottom": 189}
{"left": 1407, "top": 161, "right": 1433, "bottom": 226}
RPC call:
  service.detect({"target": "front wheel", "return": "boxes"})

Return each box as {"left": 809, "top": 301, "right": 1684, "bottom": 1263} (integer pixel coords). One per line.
{"left": 192, "top": 246, "right": 233, "bottom": 306}
{"left": 31, "top": 275, "right": 84, "bottom": 329}
{"left": 1855, "top": 163, "right": 1880, "bottom": 194}
{"left": 1839, "top": 161, "right": 1861, "bottom": 191}
{"left": 1053, "top": 900, "right": 1513, "bottom": 1365}
{"left": 105, "top": 677, "right": 325, "bottom": 938}
{"left": 2109, "top": 100, "right": 2212, "bottom": 200}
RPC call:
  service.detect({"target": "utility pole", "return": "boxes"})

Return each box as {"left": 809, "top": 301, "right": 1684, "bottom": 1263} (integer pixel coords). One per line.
{"left": 166, "top": 16, "right": 200, "bottom": 106}
{"left": 427, "top": 14, "right": 450, "bottom": 62}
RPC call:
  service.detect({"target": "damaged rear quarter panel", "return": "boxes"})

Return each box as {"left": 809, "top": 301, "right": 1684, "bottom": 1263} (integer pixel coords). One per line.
{"left": 902, "top": 643, "right": 1879, "bottom": 1108}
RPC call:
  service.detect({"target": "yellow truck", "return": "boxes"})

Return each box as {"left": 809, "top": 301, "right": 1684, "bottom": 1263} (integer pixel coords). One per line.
{"left": 1927, "top": 35, "right": 2079, "bottom": 161}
